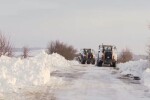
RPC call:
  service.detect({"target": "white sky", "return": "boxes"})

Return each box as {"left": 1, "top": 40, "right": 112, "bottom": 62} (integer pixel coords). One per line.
{"left": 0, "top": 0, "right": 150, "bottom": 54}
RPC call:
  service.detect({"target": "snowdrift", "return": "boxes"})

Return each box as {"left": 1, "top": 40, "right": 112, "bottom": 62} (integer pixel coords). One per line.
{"left": 0, "top": 51, "right": 78, "bottom": 92}
{"left": 118, "top": 60, "right": 149, "bottom": 77}
{"left": 118, "top": 60, "right": 150, "bottom": 88}
{"left": 143, "top": 68, "right": 150, "bottom": 88}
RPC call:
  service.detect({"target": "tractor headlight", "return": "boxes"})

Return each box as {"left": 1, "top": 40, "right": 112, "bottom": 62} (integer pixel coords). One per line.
{"left": 93, "top": 54, "right": 95, "bottom": 58}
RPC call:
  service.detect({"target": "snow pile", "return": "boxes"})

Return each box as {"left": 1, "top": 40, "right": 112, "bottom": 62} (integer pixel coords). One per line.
{"left": 0, "top": 51, "right": 78, "bottom": 92}
{"left": 143, "top": 68, "right": 150, "bottom": 88}
{"left": 118, "top": 59, "right": 150, "bottom": 88}
{"left": 118, "top": 59, "right": 149, "bottom": 77}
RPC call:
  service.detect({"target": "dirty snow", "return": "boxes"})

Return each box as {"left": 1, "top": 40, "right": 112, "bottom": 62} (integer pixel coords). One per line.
{"left": 117, "top": 60, "right": 149, "bottom": 77}
{"left": 118, "top": 60, "right": 150, "bottom": 88}
{"left": 55, "top": 66, "right": 150, "bottom": 100}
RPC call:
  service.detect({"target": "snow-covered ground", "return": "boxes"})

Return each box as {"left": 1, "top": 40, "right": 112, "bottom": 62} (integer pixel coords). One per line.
{"left": 0, "top": 51, "right": 150, "bottom": 100}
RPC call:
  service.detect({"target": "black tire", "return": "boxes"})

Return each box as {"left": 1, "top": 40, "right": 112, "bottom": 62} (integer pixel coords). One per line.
{"left": 91, "top": 59, "right": 95, "bottom": 65}
{"left": 97, "top": 60, "right": 103, "bottom": 67}
{"left": 87, "top": 59, "right": 91, "bottom": 64}
{"left": 81, "top": 61, "right": 85, "bottom": 64}
{"left": 112, "top": 62, "right": 116, "bottom": 67}
{"left": 81, "top": 56, "right": 86, "bottom": 64}
{"left": 81, "top": 60, "right": 86, "bottom": 64}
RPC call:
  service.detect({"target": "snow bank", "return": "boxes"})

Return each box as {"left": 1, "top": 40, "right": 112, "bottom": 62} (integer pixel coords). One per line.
{"left": 143, "top": 68, "right": 150, "bottom": 88}
{"left": 117, "top": 59, "right": 149, "bottom": 77}
{"left": 118, "top": 59, "right": 150, "bottom": 88}
{"left": 0, "top": 51, "right": 78, "bottom": 92}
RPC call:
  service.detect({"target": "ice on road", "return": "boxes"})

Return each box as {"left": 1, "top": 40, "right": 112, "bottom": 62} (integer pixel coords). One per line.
{"left": 55, "top": 65, "right": 150, "bottom": 100}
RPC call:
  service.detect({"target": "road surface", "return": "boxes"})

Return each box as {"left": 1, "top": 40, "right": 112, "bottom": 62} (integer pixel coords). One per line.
{"left": 54, "top": 65, "right": 150, "bottom": 100}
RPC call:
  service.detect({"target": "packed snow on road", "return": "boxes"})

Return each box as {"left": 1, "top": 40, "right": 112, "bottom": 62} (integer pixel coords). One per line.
{"left": 0, "top": 51, "right": 150, "bottom": 100}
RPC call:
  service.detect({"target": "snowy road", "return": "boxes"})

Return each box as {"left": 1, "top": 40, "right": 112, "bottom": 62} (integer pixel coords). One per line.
{"left": 54, "top": 65, "right": 150, "bottom": 100}
{"left": 0, "top": 52, "right": 150, "bottom": 100}
{"left": 2, "top": 65, "right": 150, "bottom": 100}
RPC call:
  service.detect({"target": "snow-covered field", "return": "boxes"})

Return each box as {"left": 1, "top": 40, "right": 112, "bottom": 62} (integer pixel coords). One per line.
{"left": 0, "top": 51, "right": 150, "bottom": 100}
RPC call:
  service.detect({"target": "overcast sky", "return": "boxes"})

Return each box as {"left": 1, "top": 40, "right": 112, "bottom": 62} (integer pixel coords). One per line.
{"left": 0, "top": 0, "right": 150, "bottom": 54}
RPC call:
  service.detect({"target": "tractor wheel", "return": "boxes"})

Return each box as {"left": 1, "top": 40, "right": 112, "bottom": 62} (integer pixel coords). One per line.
{"left": 87, "top": 59, "right": 91, "bottom": 64}
{"left": 97, "top": 60, "right": 103, "bottom": 67}
{"left": 112, "top": 62, "right": 116, "bottom": 68}
{"left": 92, "top": 59, "right": 95, "bottom": 65}
{"left": 81, "top": 60, "right": 86, "bottom": 64}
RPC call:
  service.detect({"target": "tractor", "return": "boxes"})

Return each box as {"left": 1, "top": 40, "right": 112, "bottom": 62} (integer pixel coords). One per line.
{"left": 96, "top": 45, "right": 117, "bottom": 67}
{"left": 78, "top": 48, "right": 96, "bottom": 64}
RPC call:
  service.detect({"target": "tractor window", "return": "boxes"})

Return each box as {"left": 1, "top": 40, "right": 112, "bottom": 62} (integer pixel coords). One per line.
{"left": 81, "top": 49, "right": 86, "bottom": 55}
{"left": 103, "top": 46, "right": 112, "bottom": 51}
{"left": 87, "top": 49, "right": 91, "bottom": 53}
{"left": 84, "top": 49, "right": 87, "bottom": 54}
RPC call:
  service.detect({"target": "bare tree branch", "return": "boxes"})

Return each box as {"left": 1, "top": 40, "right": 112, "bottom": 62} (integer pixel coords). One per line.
{"left": 118, "top": 48, "right": 133, "bottom": 63}
{"left": 47, "top": 40, "right": 77, "bottom": 60}
{"left": 0, "top": 33, "right": 13, "bottom": 57}
{"left": 22, "top": 46, "right": 29, "bottom": 58}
